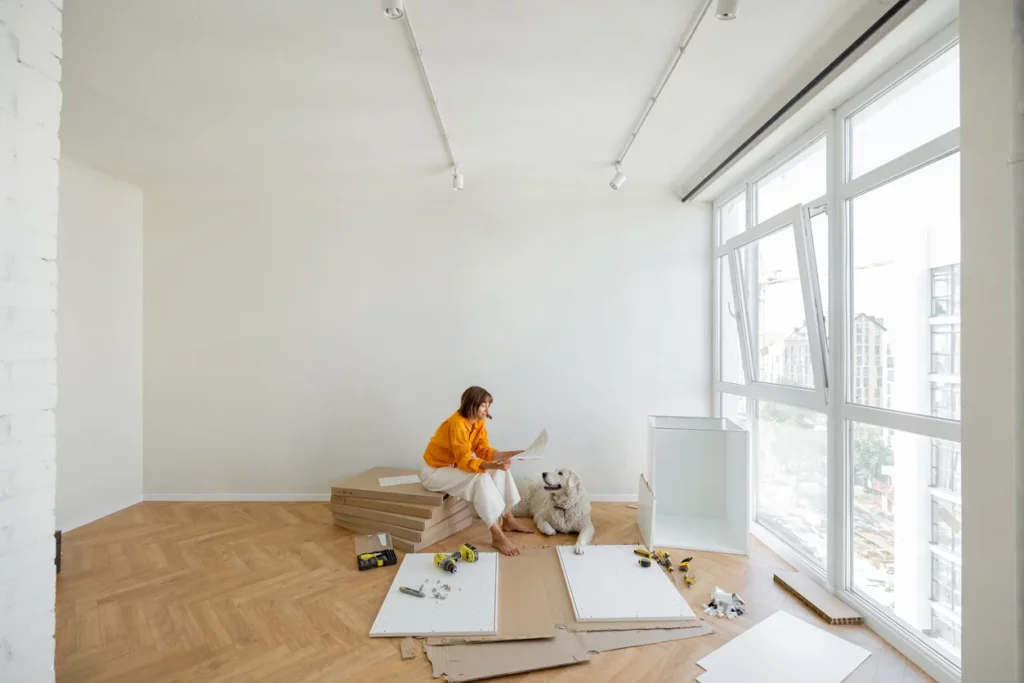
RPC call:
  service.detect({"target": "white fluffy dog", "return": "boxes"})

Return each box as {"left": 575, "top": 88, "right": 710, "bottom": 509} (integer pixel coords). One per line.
{"left": 513, "top": 469, "right": 595, "bottom": 554}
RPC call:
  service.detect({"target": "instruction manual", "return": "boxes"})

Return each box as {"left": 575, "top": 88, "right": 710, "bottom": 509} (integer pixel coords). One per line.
{"left": 378, "top": 474, "right": 422, "bottom": 487}
{"left": 515, "top": 429, "right": 548, "bottom": 460}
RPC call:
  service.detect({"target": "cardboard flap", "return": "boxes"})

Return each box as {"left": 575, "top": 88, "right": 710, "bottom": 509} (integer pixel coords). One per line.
{"left": 424, "top": 629, "right": 589, "bottom": 682}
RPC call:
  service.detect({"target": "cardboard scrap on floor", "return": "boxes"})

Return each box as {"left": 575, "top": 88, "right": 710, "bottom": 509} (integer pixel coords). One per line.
{"left": 577, "top": 622, "right": 714, "bottom": 653}
{"left": 773, "top": 571, "right": 863, "bottom": 625}
{"left": 400, "top": 637, "right": 417, "bottom": 660}
{"left": 425, "top": 629, "right": 590, "bottom": 683}
{"left": 424, "top": 625, "right": 716, "bottom": 681}
{"left": 414, "top": 546, "right": 713, "bottom": 681}
{"left": 695, "top": 610, "right": 870, "bottom": 683}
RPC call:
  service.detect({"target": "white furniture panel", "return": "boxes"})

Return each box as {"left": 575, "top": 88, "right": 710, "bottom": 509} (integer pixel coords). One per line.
{"left": 696, "top": 610, "right": 871, "bottom": 682}
{"left": 369, "top": 552, "right": 498, "bottom": 637}
{"left": 556, "top": 545, "right": 696, "bottom": 622}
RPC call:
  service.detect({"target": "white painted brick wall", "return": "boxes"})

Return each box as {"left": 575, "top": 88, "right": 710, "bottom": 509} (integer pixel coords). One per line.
{"left": 0, "top": 0, "right": 62, "bottom": 681}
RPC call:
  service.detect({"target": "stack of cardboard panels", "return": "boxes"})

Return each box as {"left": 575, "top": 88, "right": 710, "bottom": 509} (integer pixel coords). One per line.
{"left": 331, "top": 467, "right": 476, "bottom": 552}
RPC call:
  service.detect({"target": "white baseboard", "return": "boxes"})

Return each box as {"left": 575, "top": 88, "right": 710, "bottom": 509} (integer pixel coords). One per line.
{"left": 142, "top": 493, "right": 331, "bottom": 502}
{"left": 141, "top": 492, "right": 633, "bottom": 503}
{"left": 589, "top": 494, "right": 639, "bottom": 503}
{"left": 59, "top": 496, "right": 144, "bottom": 532}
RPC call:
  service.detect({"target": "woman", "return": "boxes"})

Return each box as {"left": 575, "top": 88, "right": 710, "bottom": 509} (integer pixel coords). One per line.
{"left": 420, "top": 386, "right": 532, "bottom": 556}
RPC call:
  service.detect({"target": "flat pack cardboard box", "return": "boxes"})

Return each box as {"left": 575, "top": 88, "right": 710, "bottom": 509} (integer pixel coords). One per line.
{"left": 330, "top": 492, "right": 466, "bottom": 521}
{"left": 333, "top": 509, "right": 476, "bottom": 552}
{"left": 330, "top": 498, "right": 471, "bottom": 532}
{"left": 332, "top": 506, "right": 475, "bottom": 544}
{"left": 331, "top": 467, "right": 445, "bottom": 506}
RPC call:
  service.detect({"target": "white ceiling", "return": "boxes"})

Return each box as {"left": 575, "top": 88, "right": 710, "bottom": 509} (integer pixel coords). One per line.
{"left": 60, "top": 0, "right": 876, "bottom": 194}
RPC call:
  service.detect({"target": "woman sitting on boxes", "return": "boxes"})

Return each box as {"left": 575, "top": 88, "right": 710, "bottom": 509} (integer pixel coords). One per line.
{"left": 419, "top": 386, "right": 532, "bottom": 556}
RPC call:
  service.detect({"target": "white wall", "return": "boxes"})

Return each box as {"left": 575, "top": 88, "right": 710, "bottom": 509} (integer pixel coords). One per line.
{"left": 56, "top": 159, "right": 143, "bottom": 531}
{"left": 143, "top": 185, "right": 711, "bottom": 498}
{"left": 960, "top": 0, "right": 1023, "bottom": 679}
{"left": 0, "top": 1, "right": 62, "bottom": 681}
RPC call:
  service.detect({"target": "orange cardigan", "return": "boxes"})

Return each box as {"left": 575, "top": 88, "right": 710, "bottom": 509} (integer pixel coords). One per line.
{"left": 423, "top": 411, "right": 496, "bottom": 474}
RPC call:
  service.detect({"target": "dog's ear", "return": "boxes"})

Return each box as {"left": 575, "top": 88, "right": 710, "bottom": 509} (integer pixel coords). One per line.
{"left": 567, "top": 470, "right": 582, "bottom": 496}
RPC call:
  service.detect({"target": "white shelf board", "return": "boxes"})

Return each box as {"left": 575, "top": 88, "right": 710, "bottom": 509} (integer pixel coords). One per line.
{"left": 696, "top": 610, "right": 871, "bottom": 682}
{"left": 369, "top": 552, "right": 498, "bottom": 637}
{"left": 653, "top": 514, "right": 749, "bottom": 555}
{"left": 556, "top": 545, "right": 696, "bottom": 622}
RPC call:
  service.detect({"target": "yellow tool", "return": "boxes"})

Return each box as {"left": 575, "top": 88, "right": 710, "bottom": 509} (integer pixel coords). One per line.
{"left": 455, "top": 543, "right": 478, "bottom": 563}
{"left": 633, "top": 548, "right": 654, "bottom": 560}
{"left": 357, "top": 550, "right": 397, "bottom": 571}
{"left": 434, "top": 552, "right": 458, "bottom": 573}
{"left": 683, "top": 574, "right": 696, "bottom": 588}
{"left": 678, "top": 556, "right": 693, "bottom": 573}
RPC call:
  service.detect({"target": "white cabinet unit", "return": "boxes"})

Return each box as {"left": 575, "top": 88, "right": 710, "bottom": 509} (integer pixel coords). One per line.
{"left": 638, "top": 416, "right": 749, "bottom": 555}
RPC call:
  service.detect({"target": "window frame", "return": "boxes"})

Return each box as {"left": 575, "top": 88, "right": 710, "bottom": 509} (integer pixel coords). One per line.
{"left": 711, "top": 20, "right": 962, "bottom": 683}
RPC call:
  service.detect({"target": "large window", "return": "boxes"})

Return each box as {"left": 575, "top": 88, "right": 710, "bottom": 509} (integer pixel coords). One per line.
{"left": 713, "top": 25, "right": 961, "bottom": 675}
{"left": 755, "top": 401, "right": 828, "bottom": 567}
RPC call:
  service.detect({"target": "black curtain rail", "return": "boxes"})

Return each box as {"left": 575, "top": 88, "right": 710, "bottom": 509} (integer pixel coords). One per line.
{"left": 680, "top": 0, "right": 915, "bottom": 203}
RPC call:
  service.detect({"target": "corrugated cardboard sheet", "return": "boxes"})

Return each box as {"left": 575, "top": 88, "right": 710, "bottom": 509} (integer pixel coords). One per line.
{"left": 425, "top": 624, "right": 715, "bottom": 681}
{"left": 425, "top": 629, "right": 590, "bottom": 682}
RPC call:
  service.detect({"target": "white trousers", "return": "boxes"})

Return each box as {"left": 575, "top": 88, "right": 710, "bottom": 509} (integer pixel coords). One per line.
{"left": 419, "top": 466, "right": 521, "bottom": 529}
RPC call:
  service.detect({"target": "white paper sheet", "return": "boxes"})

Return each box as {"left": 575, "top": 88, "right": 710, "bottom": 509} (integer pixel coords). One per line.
{"left": 378, "top": 474, "right": 422, "bottom": 487}
{"left": 515, "top": 428, "right": 547, "bottom": 460}
{"left": 695, "top": 610, "right": 870, "bottom": 682}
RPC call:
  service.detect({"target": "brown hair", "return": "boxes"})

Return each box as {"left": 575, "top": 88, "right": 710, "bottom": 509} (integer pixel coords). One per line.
{"left": 458, "top": 386, "right": 493, "bottom": 419}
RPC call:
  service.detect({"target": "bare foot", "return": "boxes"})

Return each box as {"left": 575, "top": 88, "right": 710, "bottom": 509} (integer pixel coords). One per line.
{"left": 490, "top": 528, "right": 520, "bottom": 556}
{"left": 502, "top": 516, "right": 532, "bottom": 533}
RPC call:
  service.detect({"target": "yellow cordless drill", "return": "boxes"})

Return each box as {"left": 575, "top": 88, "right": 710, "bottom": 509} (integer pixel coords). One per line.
{"left": 433, "top": 552, "right": 458, "bottom": 573}
{"left": 454, "top": 543, "right": 478, "bottom": 563}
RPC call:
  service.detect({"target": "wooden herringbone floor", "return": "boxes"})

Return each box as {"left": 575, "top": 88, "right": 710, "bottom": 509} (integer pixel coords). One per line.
{"left": 55, "top": 502, "right": 932, "bottom": 682}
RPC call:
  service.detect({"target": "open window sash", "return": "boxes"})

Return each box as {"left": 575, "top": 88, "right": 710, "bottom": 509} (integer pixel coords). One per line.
{"left": 720, "top": 204, "right": 829, "bottom": 409}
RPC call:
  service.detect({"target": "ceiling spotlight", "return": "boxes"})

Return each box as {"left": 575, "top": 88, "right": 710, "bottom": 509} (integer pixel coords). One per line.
{"left": 382, "top": 0, "right": 404, "bottom": 20}
{"left": 715, "top": 0, "right": 738, "bottom": 20}
{"left": 452, "top": 169, "right": 464, "bottom": 191}
{"left": 609, "top": 165, "right": 626, "bottom": 191}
